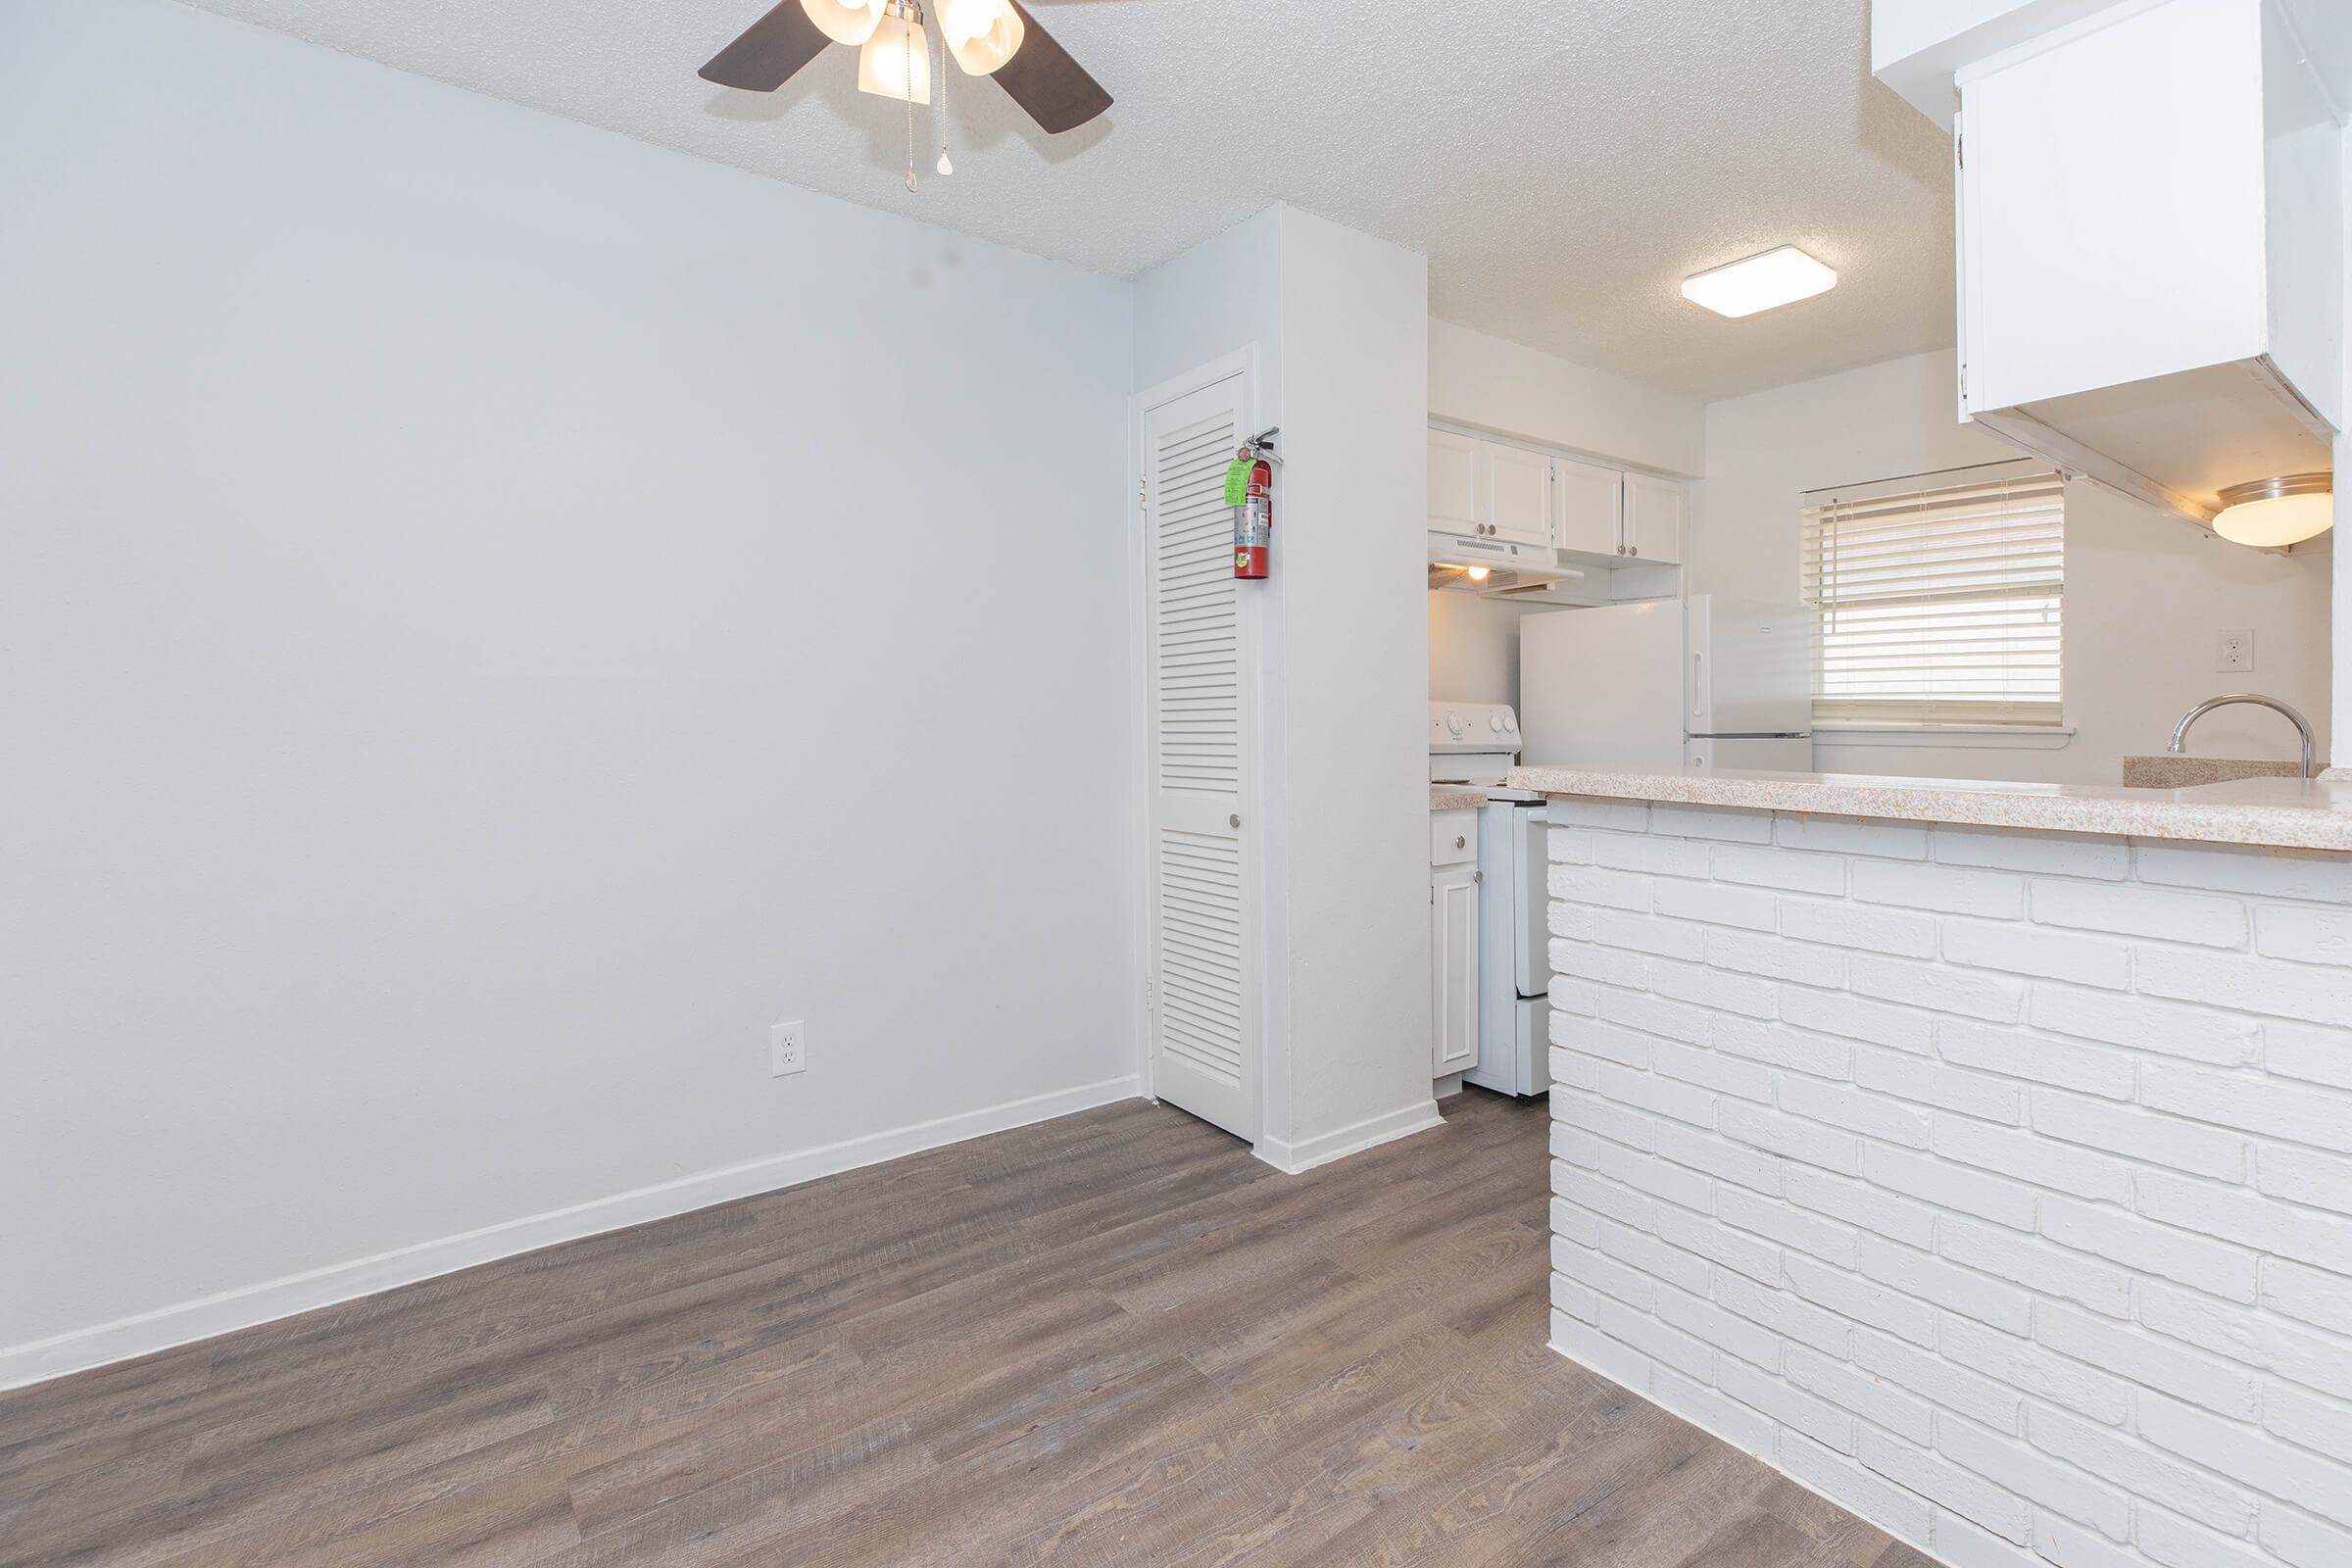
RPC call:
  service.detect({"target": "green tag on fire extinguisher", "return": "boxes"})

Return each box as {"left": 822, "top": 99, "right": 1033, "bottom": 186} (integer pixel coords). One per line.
{"left": 1223, "top": 459, "right": 1254, "bottom": 508}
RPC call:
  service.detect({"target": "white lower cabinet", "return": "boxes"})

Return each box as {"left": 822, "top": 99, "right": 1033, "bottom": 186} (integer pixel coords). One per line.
{"left": 1430, "top": 810, "right": 1480, "bottom": 1077}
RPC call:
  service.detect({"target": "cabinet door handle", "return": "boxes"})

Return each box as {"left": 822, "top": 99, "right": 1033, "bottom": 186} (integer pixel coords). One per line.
{"left": 1229, "top": 813, "right": 1243, "bottom": 829}
{"left": 1454, "top": 835, "right": 1467, "bottom": 850}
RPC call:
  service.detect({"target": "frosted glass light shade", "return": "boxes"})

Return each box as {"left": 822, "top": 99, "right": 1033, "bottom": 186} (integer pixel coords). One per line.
{"left": 2213, "top": 474, "right": 2333, "bottom": 547}
{"left": 940, "top": 0, "right": 1023, "bottom": 74}
{"left": 802, "top": 0, "right": 884, "bottom": 46}
{"left": 857, "top": 11, "right": 932, "bottom": 103}
{"left": 1681, "top": 246, "right": 1838, "bottom": 318}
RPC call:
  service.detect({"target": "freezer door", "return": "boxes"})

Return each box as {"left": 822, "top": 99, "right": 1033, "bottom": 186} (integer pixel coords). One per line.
{"left": 1687, "top": 735, "right": 1815, "bottom": 771}
{"left": 1520, "top": 602, "right": 1687, "bottom": 768}
{"left": 1688, "top": 596, "right": 1814, "bottom": 738}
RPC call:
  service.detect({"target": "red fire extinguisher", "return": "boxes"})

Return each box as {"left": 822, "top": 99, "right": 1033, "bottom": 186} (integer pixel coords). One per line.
{"left": 1232, "top": 429, "right": 1279, "bottom": 580}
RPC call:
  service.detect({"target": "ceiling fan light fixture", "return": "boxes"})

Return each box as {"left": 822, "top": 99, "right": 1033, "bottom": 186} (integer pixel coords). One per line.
{"left": 941, "top": 0, "right": 1024, "bottom": 74}
{"left": 800, "top": 0, "right": 885, "bottom": 47}
{"left": 1681, "top": 246, "right": 1838, "bottom": 318}
{"left": 856, "top": 6, "right": 932, "bottom": 104}
{"left": 2213, "top": 472, "right": 2333, "bottom": 547}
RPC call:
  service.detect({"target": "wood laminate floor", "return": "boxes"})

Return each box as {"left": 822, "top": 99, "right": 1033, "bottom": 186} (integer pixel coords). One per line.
{"left": 1, "top": 1090, "right": 1936, "bottom": 1567}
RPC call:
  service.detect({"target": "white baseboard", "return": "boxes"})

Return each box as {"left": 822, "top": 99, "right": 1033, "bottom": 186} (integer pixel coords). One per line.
{"left": 1253, "top": 1097, "right": 1445, "bottom": 1176}
{"left": 0, "top": 1074, "right": 1143, "bottom": 1392}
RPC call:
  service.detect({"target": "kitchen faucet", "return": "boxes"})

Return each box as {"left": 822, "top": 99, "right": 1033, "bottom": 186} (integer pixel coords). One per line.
{"left": 2168, "top": 693, "right": 2319, "bottom": 779}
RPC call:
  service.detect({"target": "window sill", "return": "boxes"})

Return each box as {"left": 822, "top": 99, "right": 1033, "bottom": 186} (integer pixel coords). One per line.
{"left": 1812, "top": 723, "right": 2078, "bottom": 752}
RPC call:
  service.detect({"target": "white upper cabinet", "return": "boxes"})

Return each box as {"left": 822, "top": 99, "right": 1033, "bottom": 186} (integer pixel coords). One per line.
{"left": 1428, "top": 424, "right": 1686, "bottom": 578}
{"left": 1486, "top": 444, "right": 1554, "bottom": 548}
{"left": 1887, "top": 0, "right": 2342, "bottom": 529}
{"left": 1427, "top": 428, "right": 1488, "bottom": 536}
{"left": 1550, "top": 456, "right": 1625, "bottom": 559}
{"left": 1621, "top": 472, "right": 1686, "bottom": 565}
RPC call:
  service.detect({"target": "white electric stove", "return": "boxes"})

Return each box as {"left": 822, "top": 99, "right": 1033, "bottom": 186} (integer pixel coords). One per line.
{"left": 1429, "top": 703, "right": 1551, "bottom": 1098}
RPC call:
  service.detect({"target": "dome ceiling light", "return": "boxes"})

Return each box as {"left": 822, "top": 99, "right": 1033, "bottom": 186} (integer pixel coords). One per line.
{"left": 2213, "top": 472, "right": 2332, "bottom": 548}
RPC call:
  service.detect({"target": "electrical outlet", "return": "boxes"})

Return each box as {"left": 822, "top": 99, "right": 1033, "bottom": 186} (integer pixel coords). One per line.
{"left": 770, "top": 1020, "right": 807, "bottom": 1077}
{"left": 2217, "top": 630, "right": 2254, "bottom": 674}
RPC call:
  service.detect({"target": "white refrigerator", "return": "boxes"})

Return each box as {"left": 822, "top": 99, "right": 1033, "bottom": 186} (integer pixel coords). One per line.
{"left": 1520, "top": 597, "right": 1813, "bottom": 770}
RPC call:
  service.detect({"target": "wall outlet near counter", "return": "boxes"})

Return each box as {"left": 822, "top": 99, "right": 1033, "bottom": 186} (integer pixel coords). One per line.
{"left": 770, "top": 1020, "right": 807, "bottom": 1077}
{"left": 2216, "top": 630, "right": 2253, "bottom": 674}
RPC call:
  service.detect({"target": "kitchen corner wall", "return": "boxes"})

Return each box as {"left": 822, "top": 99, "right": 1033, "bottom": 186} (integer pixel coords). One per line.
{"left": 1134, "top": 206, "right": 1435, "bottom": 1172}
{"left": 0, "top": 0, "right": 1139, "bottom": 1382}
{"left": 1693, "top": 349, "right": 2334, "bottom": 784}
{"left": 1423, "top": 321, "right": 1708, "bottom": 714}
{"left": 2337, "top": 119, "right": 2352, "bottom": 771}
{"left": 1429, "top": 319, "right": 1706, "bottom": 477}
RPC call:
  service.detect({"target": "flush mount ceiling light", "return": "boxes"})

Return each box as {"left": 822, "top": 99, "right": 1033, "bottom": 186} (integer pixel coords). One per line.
{"left": 2213, "top": 472, "right": 2333, "bottom": 547}
{"left": 700, "top": 0, "right": 1108, "bottom": 192}
{"left": 1681, "top": 246, "right": 1838, "bottom": 318}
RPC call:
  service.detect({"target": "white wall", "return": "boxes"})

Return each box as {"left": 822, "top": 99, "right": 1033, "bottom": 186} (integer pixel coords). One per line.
{"left": 1430, "top": 318, "right": 1706, "bottom": 478}
{"left": 1695, "top": 350, "right": 2333, "bottom": 783}
{"left": 1430, "top": 592, "right": 1545, "bottom": 709}
{"left": 0, "top": 0, "right": 1139, "bottom": 1380}
{"left": 1132, "top": 207, "right": 1434, "bottom": 1170}
{"left": 1272, "top": 211, "right": 1433, "bottom": 1163}
{"left": 1134, "top": 208, "right": 1284, "bottom": 422}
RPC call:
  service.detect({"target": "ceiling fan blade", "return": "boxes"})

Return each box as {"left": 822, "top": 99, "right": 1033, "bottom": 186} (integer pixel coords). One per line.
{"left": 700, "top": 1, "right": 831, "bottom": 92}
{"left": 992, "top": 2, "right": 1112, "bottom": 134}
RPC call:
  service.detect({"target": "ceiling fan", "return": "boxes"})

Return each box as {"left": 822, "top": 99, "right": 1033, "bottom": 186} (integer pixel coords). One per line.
{"left": 701, "top": 0, "right": 1112, "bottom": 184}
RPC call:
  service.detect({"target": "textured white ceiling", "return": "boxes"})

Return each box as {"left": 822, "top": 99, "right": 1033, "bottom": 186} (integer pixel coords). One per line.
{"left": 175, "top": 0, "right": 1957, "bottom": 400}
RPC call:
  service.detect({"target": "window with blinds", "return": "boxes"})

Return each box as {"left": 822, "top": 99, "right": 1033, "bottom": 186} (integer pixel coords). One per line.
{"left": 1801, "top": 460, "right": 2065, "bottom": 727}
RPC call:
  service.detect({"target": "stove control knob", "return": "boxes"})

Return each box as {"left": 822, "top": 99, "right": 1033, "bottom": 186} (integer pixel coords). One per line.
{"left": 1446, "top": 713, "right": 1466, "bottom": 738}
{"left": 1489, "top": 714, "right": 1506, "bottom": 733}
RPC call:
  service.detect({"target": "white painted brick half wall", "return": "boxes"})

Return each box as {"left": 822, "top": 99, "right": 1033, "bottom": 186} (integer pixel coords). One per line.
{"left": 1543, "top": 797, "right": 2352, "bottom": 1568}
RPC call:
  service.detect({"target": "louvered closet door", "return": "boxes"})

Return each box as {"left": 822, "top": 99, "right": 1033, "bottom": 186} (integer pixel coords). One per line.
{"left": 1143, "top": 373, "right": 1257, "bottom": 1141}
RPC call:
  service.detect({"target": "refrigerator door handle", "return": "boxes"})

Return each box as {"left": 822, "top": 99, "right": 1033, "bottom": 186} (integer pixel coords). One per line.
{"left": 1690, "top": 652, "right": 1705, "bottom": 722}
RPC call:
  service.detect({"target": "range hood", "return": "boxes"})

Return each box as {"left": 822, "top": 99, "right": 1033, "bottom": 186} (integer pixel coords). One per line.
{"left": 1427, "top": 531, "right": 1591, "bottom": 603}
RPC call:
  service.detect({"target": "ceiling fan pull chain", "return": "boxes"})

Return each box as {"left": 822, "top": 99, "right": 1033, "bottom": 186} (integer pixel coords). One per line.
{"left": 935, "top": 14, "right": 953, "bottom": 176}
{"left": 903, "top": 2, "right": 918, "bottom": 192}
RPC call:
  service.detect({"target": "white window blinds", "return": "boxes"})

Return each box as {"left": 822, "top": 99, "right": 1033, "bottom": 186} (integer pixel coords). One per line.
{"left": 1802, "top": 460, "right": 2065, "bottom": 727}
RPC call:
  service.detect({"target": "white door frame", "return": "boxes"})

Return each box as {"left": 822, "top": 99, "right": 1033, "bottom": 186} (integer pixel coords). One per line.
{"left": 1130, "top": 348, "right": 1261, "bottom": 1136}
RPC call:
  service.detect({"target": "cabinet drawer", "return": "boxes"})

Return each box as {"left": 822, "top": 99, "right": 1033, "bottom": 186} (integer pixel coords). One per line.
{"left": 1431, "top": 809, "right": 1478, "bottom": 866}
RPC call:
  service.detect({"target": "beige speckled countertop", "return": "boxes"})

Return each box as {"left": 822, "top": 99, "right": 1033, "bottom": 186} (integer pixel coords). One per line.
{"left": 1431, "top": 787, "right": 1489, "bottom": 812}
{"left": 1505, "top": 764, "right": 2352, "bottom": 854}
{"left": 2121, "top": 755, "right": 2313, "bottom": 789}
